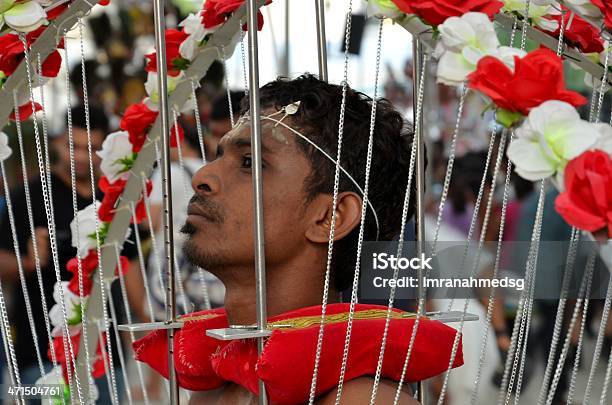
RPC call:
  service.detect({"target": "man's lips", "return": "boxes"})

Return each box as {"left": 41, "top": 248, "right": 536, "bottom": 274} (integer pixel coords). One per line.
{"left": 187, "top": 204, "right": 216, "bottom": 222}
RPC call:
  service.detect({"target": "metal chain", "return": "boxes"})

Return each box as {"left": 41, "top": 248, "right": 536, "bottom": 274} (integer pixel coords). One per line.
{"left": 142, "top": 171, "right": 168, "bottom": 312}
{"left": 519, "top": 0, "right": 531, "bottom": 51}
{"left": 430, "top": 84, "right": 468, "bottom": 254}
{"left": 392, "top": 52, "right": 430, "bottom": 405}
{"left": 190, "top": 79, "right": 207, "bottom": 164}
{"left": 513, "top": 212, "right": 545, "bottom": 404}
{"left": 308, "top": 1, "right": 353, "bottom": 402}
{"left": 171, "top": 110, "right": 193, "bottom": 314}
{"left": 36, "top": 53, "right": 55, "bottom": 222}
{"left": 594, "top": 41, "right": 610, "bottom": 123}
{"left": 106, "top": 278, "right": 134, "bottom": 405}
{"left": 74, "top": 22, "right": 119, "bottom": 403}
{"left": 220, "top": 45, "right": 236, "bottom": 127}
{"left": 21, "top": 32, "right": 77, "bottom": 384}
{"left": 509, "top": 16, "right": 519, "bottom": 48}
{"left": 114, "top": 243, "right": 150, "bottom": 405}
{"left": 503, "top": 180, "right": 545, "bottom": 404}
{"left": 545, "top": 253, "right": 595, "bottom": 404}
{"left": 601, "top": 320, "right": 612, "bottom": 403}
{"left": 327, "top": 18, "right": 381, "bottom": 404}
{"left": 446, "top": 127, "right": 498, "bottom": 312}
{"left": 130, "top": 202, "right": 156, "bottom": 321}
{"left": 0, "top": 161, "right": 24, "bottom": 390}
{"left": 556, "top": 7, "right": 567, "bottom": 56}
{"left": 566, "top": 254, "right": 595, "bottom": 404}
{"left": 61, "top": 31, "right": 94, "bottom": 390}
{"left": 240, "top": 27, "right": 249, "bottom": 95}
{"left": 0, "top": 283, "right": 18, "bottom": 389}
{"left": 535, "top": 227, "right": 580, "bottom": 405}
{"left": 470, "top": 132, "right": 517, "bottom": 404}
{"left": 11, "top": 89, "right": 55, "bottom": 379}
{"left": 584, "top": 274, "right": 612, "bottom": 403}
{"left": 438, "top": 130, "right": 508, "bottom": 405}
{"left": 188, "top": 80, "right": 213, "bottom": 307}
{"left": 34, "top": 57, "right": 64, "bottom": 399}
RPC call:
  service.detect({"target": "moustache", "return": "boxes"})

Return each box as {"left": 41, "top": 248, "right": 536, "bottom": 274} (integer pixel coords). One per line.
{"left": 186, "top": 194, "right": 224, "bottom": 224}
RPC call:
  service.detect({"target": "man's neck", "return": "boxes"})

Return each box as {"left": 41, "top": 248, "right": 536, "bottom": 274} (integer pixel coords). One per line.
{"left": 218, "top": 250, "right": 341, "bottom": 325}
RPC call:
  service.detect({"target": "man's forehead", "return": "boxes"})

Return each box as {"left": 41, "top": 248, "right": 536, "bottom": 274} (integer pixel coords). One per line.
{"left": 217, "top": 114, "right": 295, "bottom": 151}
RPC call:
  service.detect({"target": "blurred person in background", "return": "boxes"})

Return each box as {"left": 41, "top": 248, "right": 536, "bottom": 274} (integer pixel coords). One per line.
{"left": 204, "top": 90, "right": 244, "bottom": 162}
{"left": 0, "top": 105, "right": 143, "bottom": 402}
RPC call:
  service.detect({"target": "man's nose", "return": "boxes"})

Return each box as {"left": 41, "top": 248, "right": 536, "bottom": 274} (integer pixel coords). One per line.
{"left": 191, "top": 163, "right": 221, "bottom": 196}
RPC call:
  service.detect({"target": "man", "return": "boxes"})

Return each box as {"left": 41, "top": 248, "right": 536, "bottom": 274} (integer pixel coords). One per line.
{"left": 134, "top": 75, "right": 462, "bottom": 403}
{"left": 0, "top": 105, "right": 141, "bottom": 401}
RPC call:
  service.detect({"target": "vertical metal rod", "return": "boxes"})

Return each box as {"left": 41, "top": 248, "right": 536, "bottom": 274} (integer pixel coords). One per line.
{"left": 412, "top": 36, "right": 427, "bottom": 404}
{"left": 152, "top": 0, "right": 179, "bottom": 403}
{"left": 281, "top": 0, "right": 290, "bottom": 76}
{"left": 246, "top": 1, "right": 268, "bottom": 404}
{"left": 315, "top": 0, "right": 328, "bottom": 81}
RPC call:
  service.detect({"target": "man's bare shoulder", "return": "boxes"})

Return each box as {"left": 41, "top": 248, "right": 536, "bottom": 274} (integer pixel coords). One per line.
{"left": 316, "top": 377, "right": 420, "bottom": 405}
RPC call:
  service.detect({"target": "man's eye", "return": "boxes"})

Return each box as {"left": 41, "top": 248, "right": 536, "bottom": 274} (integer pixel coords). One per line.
{"left": 241, "top": 155, "right": 252, "bottom": 168}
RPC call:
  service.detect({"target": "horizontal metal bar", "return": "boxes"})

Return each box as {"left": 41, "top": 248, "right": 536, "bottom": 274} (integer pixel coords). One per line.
{"left": 206, "top": 327, "right": 272, "bottom": 340}
{"left": 117, "top": 321, "right": 183, "bottom": 333}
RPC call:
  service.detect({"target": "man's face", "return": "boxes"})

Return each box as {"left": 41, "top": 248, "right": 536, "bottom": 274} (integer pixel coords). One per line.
{"left": 54, "top": 127, "right": 104, "bottom": 180}
{"left": 182, "top": 113, "right": 314, "bottom": 273}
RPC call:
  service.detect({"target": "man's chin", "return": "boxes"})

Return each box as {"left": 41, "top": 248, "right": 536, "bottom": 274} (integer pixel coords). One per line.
{"left": 182, "top": 238, "right": 222, "bottom": 271}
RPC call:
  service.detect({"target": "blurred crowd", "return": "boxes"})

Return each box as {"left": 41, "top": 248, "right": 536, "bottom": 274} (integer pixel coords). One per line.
{"left": 0, "top": 3, "right": 610, "bottom": 404}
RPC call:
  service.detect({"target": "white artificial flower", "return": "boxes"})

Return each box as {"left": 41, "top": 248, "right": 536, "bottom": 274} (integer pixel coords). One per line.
{"left": 49, "top": 281, "right": 85, "bottom": 328}
{"left": 3, "top": 0, "right": 47, "bottom": 33}
{"left": 96, "top": 131, "right": 133, "bottom": 184}
{"left": 435, "top": 12, "right": 500, "bottom": 86}
{"left": 366, "top": 0, "right": 403, "bottom": 19}
{"left": 593, "top": 123, "right": 612, "bottom": 154}
{"left": 144, "top": 71, "right": 191, "bottom": 113}
{"left": 491, "top": 46, "right": 527, "bottom": 69}
{"left": 179, "top": 13, "right": 214, "bottom": 60}
{"left": 70, "top": 202, "right": 100, "bottom": 258}
{"left": 32, "top": 0, "right": 54, "bottom": 6}
{"left": 502, "top": 0, "right": 561, "bottom": 31}
{"left": 564, "top": 0, "right": 603, "bottom": 19}
{"left": 0, "top": 132, "right": 11, "bottom": 162}
{"left": 507, "top": 100, "right": 603, "bottom": 187}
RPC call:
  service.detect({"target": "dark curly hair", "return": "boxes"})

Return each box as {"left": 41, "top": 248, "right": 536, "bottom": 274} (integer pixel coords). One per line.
{"left": 242, "top": 74, "right": 415, "bottom": 291}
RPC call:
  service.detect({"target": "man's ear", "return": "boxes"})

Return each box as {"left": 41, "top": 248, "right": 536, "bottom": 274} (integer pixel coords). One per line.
{"left": 305, "top": 192, "right": 362, "bottom": 244}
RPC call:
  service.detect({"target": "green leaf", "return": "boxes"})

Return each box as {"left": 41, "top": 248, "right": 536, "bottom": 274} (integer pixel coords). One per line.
{"left": 496, "top": 108, "right": 524, "bottom": 128}
{"left": 172, "top": 57, "right": 191, "bottom": 71}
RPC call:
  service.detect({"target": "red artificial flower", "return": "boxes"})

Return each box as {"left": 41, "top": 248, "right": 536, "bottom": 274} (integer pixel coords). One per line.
{"left": 555, "top": 150, "right": 612, "bottom": 238}
{"left": 46, "top": 3, "right": 69, "bottom": 21}
{"left": 120, "top": 102, "right": 184, "bottom": 152}
{"left": 145, "top": 29, "right": 190, "bottom": 77}
{"left": 49, "top": 331, "right": 109, "bottom": 383}
{"left": 133, "top": 180, "right": 153, "bottom": 224}
{"left": 9, "top": 102, "right": 42, "bottom": 121}
{"left": 391, "top": 0, "right": 503, "bottom": 26}
{"left": 98, "top": 176, "right": 127, "bottom": 222}
{"left": 592, "top": 0, "right": 612, "bottom": 31}
{"left": 201, "top": 0, "right": 270, "bottom": 30}
{"left": 544, "top": 9, "right": 604, "bottom": 54}
{"left": 66, "top": 251, "right": 98, "bottom": 295}
{"left": 66, "top": 251, "right": 130, "bottom": 295}
{"left": 0, "top": 27, "right": 63, "bottom": 77}
{"left": 467, "top": 48, "right": 587, "bottom": 116}
{"left": 120, "top": 103, "right": 158, "bottom": 152}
